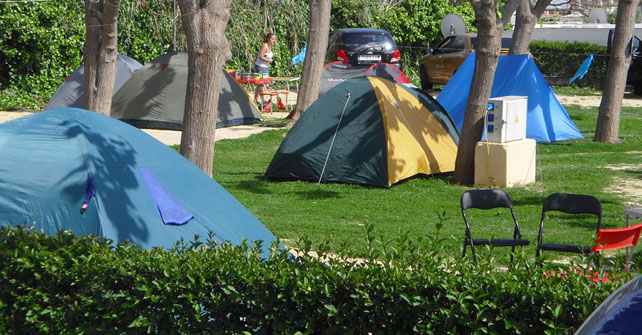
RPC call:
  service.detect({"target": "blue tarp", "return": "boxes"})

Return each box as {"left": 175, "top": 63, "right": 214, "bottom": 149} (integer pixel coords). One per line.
{"left": 569, "top": 54, "right": 594, "bottom": 85}
{"left": 292, "top": 44, "right": 306, "bottom": 64}
{"left": 437, "top": 53, "right": 583, "bottom": 143}
{"left": 0, "top": 108, "right": 277, "bottom": 252}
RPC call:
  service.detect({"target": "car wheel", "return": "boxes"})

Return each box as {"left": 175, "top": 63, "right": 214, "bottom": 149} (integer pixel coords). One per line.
{"left": 634, "top": 84, "right": 642, "bottom": 96}
{"left": 419, "top": 66, "right": 433, "bottom": 91}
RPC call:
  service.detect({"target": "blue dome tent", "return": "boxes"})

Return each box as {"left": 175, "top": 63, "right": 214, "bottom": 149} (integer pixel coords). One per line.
{"left": 0, "top": 108, "right": 277, "bottom": 252}
{"left": 437, "top": 53, "right": 583, "bottom": 143}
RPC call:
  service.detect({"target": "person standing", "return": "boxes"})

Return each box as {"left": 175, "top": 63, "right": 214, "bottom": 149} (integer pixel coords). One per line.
{"left": 254, "top": 32, "right": 276, "bottom": 104}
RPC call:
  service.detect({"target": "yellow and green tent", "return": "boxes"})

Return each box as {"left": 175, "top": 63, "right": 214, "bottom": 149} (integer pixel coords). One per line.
{"left": 264, "top": 77, "right": 459, "bottom": 188}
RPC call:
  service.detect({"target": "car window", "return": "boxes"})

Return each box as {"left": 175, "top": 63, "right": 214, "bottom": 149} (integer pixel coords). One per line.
{"left": 437, "top": 36, "right": 465, "bottom": 54}
{"left": 434, "top": 37, "right": 454, "bottom": 54}
{"left": 343, "top": 33, "right": 389, "bottom": 46}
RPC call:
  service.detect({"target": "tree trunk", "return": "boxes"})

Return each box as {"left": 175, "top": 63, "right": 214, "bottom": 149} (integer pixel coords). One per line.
{"left": 595, "top": 0, "right": 638, "bottom": 143}
{"left": 454, "top": 0, "right": 503, "bottom": 185}
{"left": 178, "top": 0, "right": 232, "bottom": 176}
{"left": 83, "top": 0, "right": 120, "bottom": 115}
{"left": 502, "top": 0, "right": 519, "bottom": 27}
{"left": 83, "top": 0, "right": 101, "bottom": 111}
{"left": 508, "top": 0, "right": 551, "bottom": 55}
{"left": 286, "top": 0, "right": 331, "bottom": 127}
{"left": 94, "top": 0, "right": 120, "bottom": 115}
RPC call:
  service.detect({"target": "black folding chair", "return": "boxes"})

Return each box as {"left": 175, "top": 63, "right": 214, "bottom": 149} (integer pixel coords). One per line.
{"left": 461, "top": 189, "right": 530, "bottom": 263}
{"left": 535, "top": 193, "right": 602, "bottom": 258}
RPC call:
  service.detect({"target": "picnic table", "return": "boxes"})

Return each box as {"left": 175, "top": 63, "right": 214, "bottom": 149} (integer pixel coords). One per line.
{"left": 235, "top": 77, "right": 273, "bottom": 85}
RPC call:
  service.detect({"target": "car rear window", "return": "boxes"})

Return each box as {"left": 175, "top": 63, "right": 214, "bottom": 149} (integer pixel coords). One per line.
{"left": 343, "top": 33, "right": 392, "bottom": 46}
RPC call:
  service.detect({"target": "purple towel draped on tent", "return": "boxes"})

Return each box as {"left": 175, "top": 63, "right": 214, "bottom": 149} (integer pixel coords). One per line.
{"left": 139, "top": 167, "right": 194, "bottom": 225}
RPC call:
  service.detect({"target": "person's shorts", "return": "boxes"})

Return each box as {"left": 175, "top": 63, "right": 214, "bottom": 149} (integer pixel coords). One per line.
{"left": 254, "top": 65, "right": 269, "bottom": 76}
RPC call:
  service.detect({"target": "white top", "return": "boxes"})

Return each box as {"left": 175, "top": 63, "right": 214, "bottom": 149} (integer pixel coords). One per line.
{"left": 255, "top": 50, "right": 273, "bottom": 69}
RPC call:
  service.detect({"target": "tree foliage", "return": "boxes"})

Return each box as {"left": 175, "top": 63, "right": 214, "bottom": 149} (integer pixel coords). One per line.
{"left": 0, "top": 1, "right": 85, "bottom": 108}
{"left": 1, "top": 0, "right": 475, "bottom": 110}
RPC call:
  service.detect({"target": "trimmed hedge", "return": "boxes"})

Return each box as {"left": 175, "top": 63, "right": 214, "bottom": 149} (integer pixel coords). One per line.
{"left": 530, "top": 40, "right": 608, "bottom": 89}
{"left": 0, "top": 224, "right": 633, "bottom": 334}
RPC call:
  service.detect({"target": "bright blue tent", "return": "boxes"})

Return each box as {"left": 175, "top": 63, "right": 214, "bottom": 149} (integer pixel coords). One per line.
{"left": 0, "top": 108, "right": 277, "bottom": 252}
{"left": 437, "top": 53, "right": 583, "bottom": 143}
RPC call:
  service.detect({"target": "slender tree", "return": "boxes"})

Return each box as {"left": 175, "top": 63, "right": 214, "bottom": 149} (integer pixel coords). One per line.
{"left": 506, "top": 0, "right": 553, "bottom": 55}
{"left": 177, "top": 0, "right": 233, "bottom": 176}
{"left": 595, "top": 0, "right": 639, "bottom": 143}
{"left": 83, "top": 0, "right": 121, "bottom": 115}
{"left": 454, "top": 0, "right": 503, "bottom": 184}
{"left": 286, "top": 0, "right": 331, "bottom": 127}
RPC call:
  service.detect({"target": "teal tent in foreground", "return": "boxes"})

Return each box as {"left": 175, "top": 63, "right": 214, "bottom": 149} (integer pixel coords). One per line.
{"left": 437, "top": 53, "right": 583, "bottom": 143}
{"left": 0, "top": 108, "right": 277, "bottom": 252}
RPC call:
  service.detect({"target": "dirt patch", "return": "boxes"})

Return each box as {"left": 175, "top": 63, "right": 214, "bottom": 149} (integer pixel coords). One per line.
{"left": 0, "top": 110, "right": 290, "bottom": 145}
{"left": 603, "top": 159, "right": 642, "bottom": 206}
{"left": 556, "top": 94, "right": 642, "bottom": 108}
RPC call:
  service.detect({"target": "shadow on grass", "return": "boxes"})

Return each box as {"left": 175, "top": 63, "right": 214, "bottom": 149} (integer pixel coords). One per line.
{"left": 624, "top": 169, "right": 642, "bottom": 181}
{"left": 293, "top": 189, "right": 341, "bottom": 200}
{"left": 232, "top": 178, "right": 274, "bottom": 195}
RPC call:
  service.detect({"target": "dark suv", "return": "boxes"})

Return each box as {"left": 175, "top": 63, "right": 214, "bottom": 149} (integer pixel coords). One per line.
{"left": 607, "top": 29, "right": 642, "bottom": 95}
{"left": 326, "top": 28, "right": 402, "bottom": 70}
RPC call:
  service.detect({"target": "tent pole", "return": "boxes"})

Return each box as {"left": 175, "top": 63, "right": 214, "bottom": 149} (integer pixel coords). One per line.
{"left": 318, "top": 93, "right": 351, "bottom": 184}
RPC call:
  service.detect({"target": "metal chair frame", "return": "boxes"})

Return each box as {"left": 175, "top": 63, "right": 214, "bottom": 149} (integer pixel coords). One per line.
{"left": 461, "top": 189, "right": 530, "bottom": 263}
{"left": 536, "top": 193, "right": 602, "bottom": 258}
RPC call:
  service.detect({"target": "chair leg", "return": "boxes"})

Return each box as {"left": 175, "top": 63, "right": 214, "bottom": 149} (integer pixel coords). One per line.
{"left": 470, "top": 244, "right": 477, "bottom": 263}
{"left": 625, "top": 245, "right": 637, "bottom": 270}
{"left": 510, "top": 245, "right": 515, "bottom": 263}
{"left": 463, "top": 234, "right": 477, "bottom": 263}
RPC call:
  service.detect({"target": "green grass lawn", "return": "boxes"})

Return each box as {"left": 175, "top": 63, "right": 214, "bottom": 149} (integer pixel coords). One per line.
{"left": 209, "top": 101, "right": 642, "bottom": 264}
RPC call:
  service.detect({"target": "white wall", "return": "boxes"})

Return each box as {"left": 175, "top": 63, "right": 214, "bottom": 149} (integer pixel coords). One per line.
{"left": 503, "top": 23, "right": 642, "bottom": 46}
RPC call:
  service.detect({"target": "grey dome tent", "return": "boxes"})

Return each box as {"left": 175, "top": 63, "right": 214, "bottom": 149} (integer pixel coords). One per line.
{"left": 110, "top": 52, "right": 261, "bottom": 130}
{"left": 44, "top": 54, "right": 142, "bottom": 110}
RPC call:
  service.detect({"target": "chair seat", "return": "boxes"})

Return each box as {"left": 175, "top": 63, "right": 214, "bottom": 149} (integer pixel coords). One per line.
{"left": 540, "top": 243, "right": 592, "bottom": 254}
{"left": 471, "top": 238, "right": 491, "bottom": 246}
{"left": 471, "top": 238, "right": 530, "bottom": 247}
{"left": 491, "top": 238, "right": 530, "bottom": 247}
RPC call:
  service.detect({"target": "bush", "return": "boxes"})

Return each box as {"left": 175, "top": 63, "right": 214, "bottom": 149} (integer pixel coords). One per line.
{"left": 0, "top": 224, "right": 633, "bottom": 334}
{"left": 0, "top": 0, "right": 85, "bottom": 109}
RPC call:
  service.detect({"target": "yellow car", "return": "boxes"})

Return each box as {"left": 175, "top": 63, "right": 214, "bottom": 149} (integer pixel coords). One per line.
{"left": 419, "top": 34, "right": 512, "bottom": 90}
